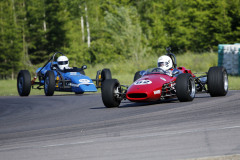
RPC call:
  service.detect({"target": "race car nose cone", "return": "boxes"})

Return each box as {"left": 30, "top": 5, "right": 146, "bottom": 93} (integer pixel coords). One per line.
{"left": 126, "top": 82, "right": 162, "bottom": 102}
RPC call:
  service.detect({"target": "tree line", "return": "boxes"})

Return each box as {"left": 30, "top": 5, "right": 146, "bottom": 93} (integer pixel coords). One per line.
{"left": 0, "top": 0, "right": 240, "bottom": 79}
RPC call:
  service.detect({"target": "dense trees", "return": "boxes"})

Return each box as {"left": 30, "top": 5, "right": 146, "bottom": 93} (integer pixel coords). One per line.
{"left": 0, "top": 0, "right": 24, "bottom": 79}
{"left": 0, "top": 0, "right": 240, "bottom": 79}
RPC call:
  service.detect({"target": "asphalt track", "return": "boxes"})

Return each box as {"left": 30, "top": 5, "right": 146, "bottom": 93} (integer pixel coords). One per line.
{"left": 0, "top": 90, "right": 240, "bottom": 160}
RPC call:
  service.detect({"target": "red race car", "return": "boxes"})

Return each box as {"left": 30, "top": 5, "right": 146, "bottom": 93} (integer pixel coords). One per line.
{"left": 101, "top": 48, "right": 228, "bottom": 108}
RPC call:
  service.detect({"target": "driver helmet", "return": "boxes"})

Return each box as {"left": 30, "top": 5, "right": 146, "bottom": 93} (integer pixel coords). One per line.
{"left": 57, "top": 56, "right": 69, "bottom": 70}
{"left": 157, "top": 55, "right": 173, "bottom": 71}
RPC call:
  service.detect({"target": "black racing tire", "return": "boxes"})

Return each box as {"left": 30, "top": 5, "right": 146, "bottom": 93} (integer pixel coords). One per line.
{"left": 207, "top": 66, "right": 228, "bottom": 97}
{"left": 133, "top": 71, "right": 141, "bottom": 82}
{"left": 17, "top": 70, "right": 31, "bottom": 96}
{"left": 176, "top": 73, "right": 195, "bottom": 102}
{"left": 79, "top": 70, "right": 85, "bottom": 75}
{"left": 101, "top": 79, "right": 121, "bottom": 108}
{"left": 44, "top": 71, "right": 55, "bottom": 96}
{"left": 101, "top": 68, "right": 112, "bottom": 83}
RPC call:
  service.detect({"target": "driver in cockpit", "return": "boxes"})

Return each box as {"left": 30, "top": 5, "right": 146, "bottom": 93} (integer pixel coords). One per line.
{"left": 57, "top": 55, "right": 71, "bottom": 70}
{"left": 157, "top": 55, "right": 173, "bottom": 76}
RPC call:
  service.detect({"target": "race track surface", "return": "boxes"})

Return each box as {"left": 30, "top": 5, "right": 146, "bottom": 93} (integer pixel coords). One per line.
{"left": 0, "top": 91, "right": 240, "bottom": 160}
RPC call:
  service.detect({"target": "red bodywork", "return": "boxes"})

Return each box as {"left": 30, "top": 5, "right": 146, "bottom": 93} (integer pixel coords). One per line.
{"left": 126, "top": 67, "right": 195, "bottom": 102}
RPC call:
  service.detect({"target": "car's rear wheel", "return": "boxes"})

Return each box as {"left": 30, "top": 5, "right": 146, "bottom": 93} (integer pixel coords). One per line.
{"left": 17, "top": 70, "right": 31, "bottom": 96}
{"left": 44, "top": 71, "right": 55, "bottom": 96}
{"left": 133, "top": 71, "right": 141, "bottom": 82}
{"left": 207, "top": 66, "right": 228, "bottom": 97}
{"left": 101, "top": 68, "right": 112, "bottom": 83}
{"left": 176, "top": 73, "right": 195, "bottom": 102}
{"left": 101, "top": 79, "right": 121, "bottom": 108}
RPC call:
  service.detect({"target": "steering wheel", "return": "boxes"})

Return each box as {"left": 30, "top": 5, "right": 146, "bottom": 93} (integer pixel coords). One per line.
{"left": 152, "top": 68, "right": 166, "bottom": 73}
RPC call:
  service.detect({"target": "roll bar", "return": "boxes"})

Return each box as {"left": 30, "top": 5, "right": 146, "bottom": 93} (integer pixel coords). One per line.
{"left": 166, "top": 47, "right": 177, "bottom": 68}
{"left": 37, "top": 52, "right": 65, "bottom": 75}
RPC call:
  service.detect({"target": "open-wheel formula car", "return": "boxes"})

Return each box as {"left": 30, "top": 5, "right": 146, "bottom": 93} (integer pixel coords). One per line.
{"left": 101, "top": 48, "right": 228, "bottom": 108}
{"left": 17, "top": 52, "right": 111, "bottom": 96}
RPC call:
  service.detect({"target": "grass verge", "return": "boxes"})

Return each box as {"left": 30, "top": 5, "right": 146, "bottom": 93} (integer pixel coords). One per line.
{"left": 186, "top": 154, "right": 240, "bottom": 160}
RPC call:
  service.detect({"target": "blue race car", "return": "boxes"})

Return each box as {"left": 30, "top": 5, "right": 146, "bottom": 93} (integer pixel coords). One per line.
{"left": 17, "top": 52, "right": 111, "bottom": 96}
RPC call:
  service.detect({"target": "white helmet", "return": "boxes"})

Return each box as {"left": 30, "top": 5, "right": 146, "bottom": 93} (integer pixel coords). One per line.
{"left": 157, "top": 55, "right": 173, "bottom": 71}
{"left": 57, "top": 56, "right": 69, "bottom": 70}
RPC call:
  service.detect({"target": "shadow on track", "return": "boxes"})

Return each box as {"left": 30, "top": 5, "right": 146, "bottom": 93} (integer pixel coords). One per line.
{"left": 91, "top": 93, "right": 216, "bottom": 110}
{"left": 91, "top": 98, "right": 179, "bottom": 109}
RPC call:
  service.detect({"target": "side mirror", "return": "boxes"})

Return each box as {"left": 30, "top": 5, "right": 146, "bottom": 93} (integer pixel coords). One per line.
{"left": 81, "top": 65, "right": 87, "bottom": 70}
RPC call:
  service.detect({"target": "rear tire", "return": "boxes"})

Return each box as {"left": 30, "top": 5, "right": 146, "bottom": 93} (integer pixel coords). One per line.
{"left": 17, "top": 70, "right": 31, "bottom": 96}
{"left": 101, "top": 79, "right": 121, "bottom": 108}
{"left": 133, "top": 71, "right": 141, "bottom": 82}
{"left": 44, "top": 71, "right": 55, "bottom": 96}
{"left": 207, "top": 66, "right": 228, "bottom": 97}
{"left": 101, "top": 68, "right": 112, "bottom": 83}
{"left": 176, "top": 73, "right": 195, "bottom": 102}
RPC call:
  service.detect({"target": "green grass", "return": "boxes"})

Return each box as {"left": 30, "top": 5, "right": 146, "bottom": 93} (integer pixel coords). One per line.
{"left": 0, "top": 52, "right": 239, "bottom": 96}
{"left": 186, "top": 154, "right": 240, "bottom": 160}
{"left": 0, "top": 80, "right": 19, "bottom": 96}
{"left": 0, "top": 80, "right": 76, "bottom": 96}
{"left": 229, "top": 76, "right": 240, "bottom": 90}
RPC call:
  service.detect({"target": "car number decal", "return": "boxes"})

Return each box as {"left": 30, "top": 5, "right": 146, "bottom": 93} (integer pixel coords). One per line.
{"left": 79, "top": 79, "right": 90, "bottom": 83}
{"left": 134, "top": 80, "right": 152, "bottom": 85}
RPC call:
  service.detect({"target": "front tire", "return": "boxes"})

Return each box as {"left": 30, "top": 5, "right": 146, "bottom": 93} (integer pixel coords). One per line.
{"left": 176, "top": 73, "right": 195, "bottom": 102}
{"left": 17, "top": 70, "right": 31, "bottom": 96}
{"left": 44, "top": 71, "right": 55, "bottom": 96}
{"left": 101, "top": 79, "right": 121, "bottom": 108}
{"left": 207, "top": 66, "right": 228, "bottom": 97}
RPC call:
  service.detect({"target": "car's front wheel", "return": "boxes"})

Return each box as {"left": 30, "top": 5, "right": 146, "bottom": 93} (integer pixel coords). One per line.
{"left": 176, "top": 73, "right": 195, "bottom": 102}
{"left": 44, "top": 71, "right": 55, "bottom": 96}
{"left": 207, "top": 66, "right": 228, "bottom": 97}
{"left": 17, "top": 70, "right": 31, "bottom": 96}
{"left": 101, "top": 79, "right": 121, "bottom": 108}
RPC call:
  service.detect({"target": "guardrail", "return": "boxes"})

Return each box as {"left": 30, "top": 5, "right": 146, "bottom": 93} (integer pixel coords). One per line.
{"left": 218, "top": 44, "right": 240, "bottom": 75}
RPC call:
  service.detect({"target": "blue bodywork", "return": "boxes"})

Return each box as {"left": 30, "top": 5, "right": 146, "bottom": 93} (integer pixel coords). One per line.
{"left": 36, "top": 62, "right": 97, "bottom": 93}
